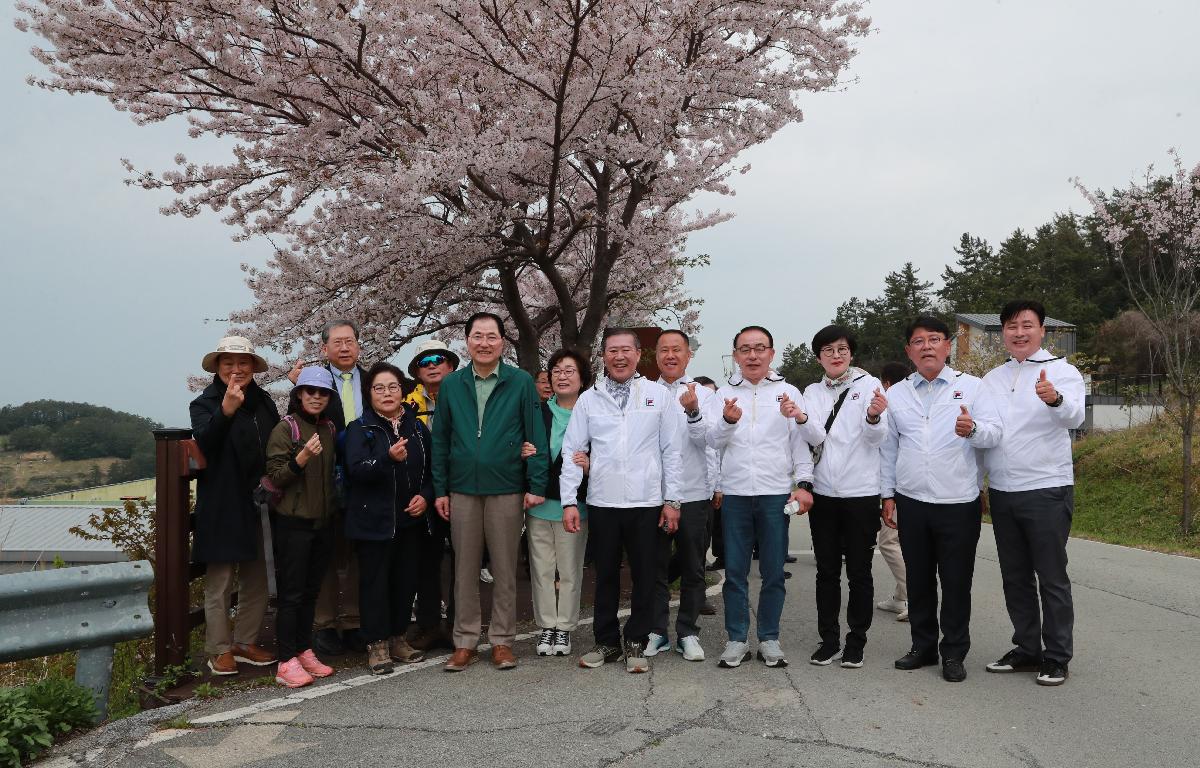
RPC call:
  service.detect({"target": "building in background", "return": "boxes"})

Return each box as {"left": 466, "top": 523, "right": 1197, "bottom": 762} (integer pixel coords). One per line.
{"left": 0, "top": 505, "right": 132, "bottom": 575}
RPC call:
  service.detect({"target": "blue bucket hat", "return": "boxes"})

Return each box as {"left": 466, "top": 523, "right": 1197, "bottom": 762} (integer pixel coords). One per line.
{"left": 295, "top": 365, "right": 337, "bottom": 394}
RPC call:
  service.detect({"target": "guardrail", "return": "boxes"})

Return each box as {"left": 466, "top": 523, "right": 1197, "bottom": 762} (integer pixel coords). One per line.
{"left": 0, "top": 561, "right": 154, "bottom": 721}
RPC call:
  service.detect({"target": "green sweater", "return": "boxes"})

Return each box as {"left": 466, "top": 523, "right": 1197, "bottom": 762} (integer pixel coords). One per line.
{"left": 432, "top": 361, "right": 549, "bottom": 497}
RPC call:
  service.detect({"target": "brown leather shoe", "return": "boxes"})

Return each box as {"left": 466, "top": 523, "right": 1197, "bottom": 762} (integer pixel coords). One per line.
{"left": 208, "top": 651, "right": 238, "bottom": 675}
{"left": 444, "top": 647, "right": 478, "bottom": 672}
{"left": 232, "top": 643, "right": 277, "bottom": 666}
{"left": 491, "top": 644, "right": 518, "bottom": 670}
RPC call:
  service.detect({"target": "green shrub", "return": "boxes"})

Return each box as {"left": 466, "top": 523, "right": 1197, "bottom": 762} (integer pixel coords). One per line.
{"left": 0, "top": 687, "right": 53, "bottom": 767}
{"left": 23, "top": 677, "right": 96, "bottom": 734}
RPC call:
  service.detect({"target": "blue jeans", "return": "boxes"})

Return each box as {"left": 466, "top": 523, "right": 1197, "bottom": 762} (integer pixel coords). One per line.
{"left": 721, "top": 494, "right": 789, "bottom": 642}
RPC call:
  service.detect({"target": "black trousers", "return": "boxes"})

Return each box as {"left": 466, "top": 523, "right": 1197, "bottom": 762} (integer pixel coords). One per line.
{"left": 273, "top": 516, "right": 335, "bottom": 661}
{"left": 591, "top": 506, "right": 659, "bottom": 647}
{"left": 808, "top": 493, "right": 881, "bottom": 651}
{"left": 357, "top": 524, "right": 426, "bottom": 644}
{"left": 709, "top": 505, "right": 723, "bottom": 561}
{"left": 989, "top": 486, "right": 1075, "bottom": 664}
{"left": 896, "top": 494, "right": 981, "bottom": 661}
{"left": 652, "top": 501, "right": 710, "bottom": 639}
{"left": 415, "top": 513, "right": 453, "bottom": 629}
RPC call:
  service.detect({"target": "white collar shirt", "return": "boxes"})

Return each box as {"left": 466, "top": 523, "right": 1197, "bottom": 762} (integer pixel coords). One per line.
{"left": 880, "top": 366, "right": 1002, "bottom": 504}
{"left": 802, "top": 371, "right": 888, "bottom": 498}
{"left": 980, "top": 349, "right": 1085, "bottom": 492}
{"left": 559, "top": 377, "right": 684, "bottom": 508}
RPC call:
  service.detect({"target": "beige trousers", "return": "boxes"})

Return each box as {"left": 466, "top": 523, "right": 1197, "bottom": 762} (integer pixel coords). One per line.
{"left": 449, "top": 493, "right": 524, "bottom": 648}
{"left": 203, "top": 529, "right": 269, "bottom": 655}
{"left": 314, "top": 518, "right": 360, "bottom": 631}
{"left": 876, "top": 523, "right": 908, "bottom": 601}
{"left": 526, "top": 515, "right": 588, "bottom": 631}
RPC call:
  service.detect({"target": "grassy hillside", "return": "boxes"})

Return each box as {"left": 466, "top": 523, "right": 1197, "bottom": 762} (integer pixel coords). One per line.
{"left": 1072, "top": 421, "right": 1200, "bottom": 557}
{"left": 0, "top": 446, "right": 122, "bottom": 501}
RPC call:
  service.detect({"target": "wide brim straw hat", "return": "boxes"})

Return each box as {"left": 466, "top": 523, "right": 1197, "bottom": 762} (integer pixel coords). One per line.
{"left": 407, "top": 339, "right": 460, "bottom": 378}
{"left": 201, "top": 336, "right": 269, "bottom": 374}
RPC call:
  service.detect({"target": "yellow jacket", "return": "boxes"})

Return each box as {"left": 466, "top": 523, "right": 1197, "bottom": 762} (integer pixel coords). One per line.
{"left": 405, "top": 384, "right": 436, "bottom": 426}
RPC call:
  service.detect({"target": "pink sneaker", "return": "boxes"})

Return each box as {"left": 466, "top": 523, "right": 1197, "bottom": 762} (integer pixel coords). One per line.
{"left": 275, "top": 657, "right": 314, "bottom": 688}
{"left": 297, "top": 649, "right": 334, "bottom": 678}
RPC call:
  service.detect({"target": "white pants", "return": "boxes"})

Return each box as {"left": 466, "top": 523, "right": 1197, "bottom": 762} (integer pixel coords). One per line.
{"left": 876, "top": 523, "right": 907, "bottom": 601}
{"left": 526, "top": 515, "right": 588, "bottom": 631}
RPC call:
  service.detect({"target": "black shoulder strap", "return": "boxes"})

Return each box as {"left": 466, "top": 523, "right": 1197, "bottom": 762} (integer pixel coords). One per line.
{"left": 824, "top": 387, "right": 852, "bottom": 433}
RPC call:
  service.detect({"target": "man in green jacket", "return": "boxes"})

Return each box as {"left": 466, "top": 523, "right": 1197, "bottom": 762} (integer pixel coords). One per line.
{"left": 433, "top": 312, "right": 549, "bottom": 671}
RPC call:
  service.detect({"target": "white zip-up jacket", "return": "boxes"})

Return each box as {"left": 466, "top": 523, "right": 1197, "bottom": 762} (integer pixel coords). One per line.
{"left": 657, "top": 376, "right": 718, "bottom": 503}
{"left": 802, "top": 369, "right": 888, "bottom": 498}
{"left": 979, "top": 350, "right": 1085, "bottom": 492}
{"left": 560, "top": 376, "right": 684, "bottom": 509}
{"left": 705, "top": 371, "right": 821, "bottom": 496}
{"left": 881, "top": 366, "right": 1002, "bottom": 504}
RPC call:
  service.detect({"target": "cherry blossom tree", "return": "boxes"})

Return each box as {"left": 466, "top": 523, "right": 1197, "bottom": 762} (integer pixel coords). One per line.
{"left": 16, "top": 0, "right": 870, "bottom": 369}
{"left": 1077, "top": 150, "right": 1200, "bottom": 535}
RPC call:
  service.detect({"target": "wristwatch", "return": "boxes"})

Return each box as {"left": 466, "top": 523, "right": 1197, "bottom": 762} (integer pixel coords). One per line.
{"left": 665, "top": 500, "right": 681, "bottom": 511}
{"left": 1047, "top": 393, "right": 1064, "bottom": 408}
{"left": 865, "top": 413, "right": 881, "bottom": 425}
{"left": 796, "top": 481, "right": 814, "bottom": 493}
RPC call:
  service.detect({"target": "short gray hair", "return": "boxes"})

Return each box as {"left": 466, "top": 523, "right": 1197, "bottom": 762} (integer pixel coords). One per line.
{"left": 321, "top": 318, "right": 360, "bottom": 343}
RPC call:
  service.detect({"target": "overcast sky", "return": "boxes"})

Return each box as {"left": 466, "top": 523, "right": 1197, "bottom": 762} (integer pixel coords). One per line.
{"left": 3, "top": 0, "right": 1199, "bottom": 425}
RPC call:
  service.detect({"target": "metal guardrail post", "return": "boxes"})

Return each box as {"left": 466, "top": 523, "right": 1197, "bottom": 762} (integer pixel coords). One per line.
{"left": 152, "top": 428, "right": 194, "bottom": 676}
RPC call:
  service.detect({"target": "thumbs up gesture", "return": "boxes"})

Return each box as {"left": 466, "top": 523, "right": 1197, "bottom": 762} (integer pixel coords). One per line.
{"left": 1035, "top": 368, "right": 1059, "bottom": 404}
{"left": 779, "top": 392, "right": 807, "bottom": 423}
{"left": 680, "top": 382, "right": 700, "bottom": 413}
{"left": 867, "top": 387, "right": 888, "bottom": 418}
{"left": 722, "top": 397, "right": 743, "bottom": 424}
{"left": 954, "top": 404, "right": 975, "bottom": 438}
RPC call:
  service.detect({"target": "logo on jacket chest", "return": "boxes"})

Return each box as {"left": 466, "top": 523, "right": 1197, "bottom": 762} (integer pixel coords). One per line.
{"left": 952, "top": 391, "right": 964, "bottom": 400}
{"left": 851, "top": 392, "right": 860, "bottom": 400}
{"left": 644, "top": 397, "right": 655, "bottom": 407}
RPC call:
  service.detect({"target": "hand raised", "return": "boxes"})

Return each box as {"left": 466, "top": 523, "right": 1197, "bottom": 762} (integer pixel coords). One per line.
{"left": 779, "top": 392, "right": 806, "bottom": 422}
{"left": 680, "top": 382, "right": 700, "bottom": 413}
{"left": 296, "top": 432, "right": 322, "bottom": 466}
{"left": 221, "top": 381, "right": 245, "bottom": 417}
{"left": 1035, "top": 368, "right": 1058, "bottom": 404}
{"left": 287, "top": 358, "right": 304, "bottom": 385}
{"left": 954, "top": 405, "right": 975, "bottom": 438}
{"left": 388, "top": 436, "right": 409, "bottom": 462}
{"left": 722, "top": 397, "right": 742, "bottom": 423}
{"left": 867, "top": 387, "right": 888, "bottom": 418}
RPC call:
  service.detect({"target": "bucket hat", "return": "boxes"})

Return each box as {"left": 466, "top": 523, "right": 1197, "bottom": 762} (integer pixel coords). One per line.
{"left": 201, "top": 336, "right": 269, "bottom": 374}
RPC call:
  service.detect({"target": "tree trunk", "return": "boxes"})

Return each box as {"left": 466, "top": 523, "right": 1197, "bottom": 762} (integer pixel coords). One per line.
{"left": 1183, "top": 397, "right": 1195, "bottom": 535}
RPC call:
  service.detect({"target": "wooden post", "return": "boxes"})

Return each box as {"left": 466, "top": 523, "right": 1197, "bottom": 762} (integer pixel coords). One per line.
{"left": 152, "top": 428, "right": 193, "bottom": 675}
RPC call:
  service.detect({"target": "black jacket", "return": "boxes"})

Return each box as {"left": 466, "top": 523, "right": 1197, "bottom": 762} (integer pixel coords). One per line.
{"left": 344, "top": 405, "right": 434, "bottom": 541}
{"left": 189, "top": 377, "right": 280, "bottom": 563}
{"left": 538, "top": 401, "right": 587, "bottom": 502}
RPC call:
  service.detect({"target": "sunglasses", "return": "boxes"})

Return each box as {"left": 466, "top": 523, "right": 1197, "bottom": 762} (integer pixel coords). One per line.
{"left": 418, "top": 353, "right": 448, "bottom": 368}
{"left": 297, "top": 386, "right": 331, "bottom": 398}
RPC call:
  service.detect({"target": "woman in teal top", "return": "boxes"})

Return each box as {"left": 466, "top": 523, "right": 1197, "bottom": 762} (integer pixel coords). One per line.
{"left": 525, "top": 348, "right": 592, "bottom": 657}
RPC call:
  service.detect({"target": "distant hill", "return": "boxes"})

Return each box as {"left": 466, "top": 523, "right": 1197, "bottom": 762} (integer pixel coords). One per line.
{"left": 0, "top": 400, "right": 161, "bottom": 500}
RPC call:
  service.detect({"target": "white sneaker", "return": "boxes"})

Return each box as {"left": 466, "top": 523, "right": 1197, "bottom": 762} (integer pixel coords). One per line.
{"left": 676, "top": 635, "right": 705, "bottom": 662}
{"left": 480, "top": 568, "right": 494, "bottom": 584}
{"left": 644, "top": 632, "right": 670, "bottom": 657}
{"left": 897, "top": 608, "right": 909, "bottom": 622}
{"left": 876, "top": 597, "right": 907, "bottom": 614}
{"left": 551, "top": 629, "right": 571, "bottom": 656}
{"left": 535, "top": 628, "right": 554, "bottom": 656}
{"left": 757, "top": 639, "right": 788, "bottom": 668}
{"left": 718, "top": 640, "right": 751, "bottom": 668}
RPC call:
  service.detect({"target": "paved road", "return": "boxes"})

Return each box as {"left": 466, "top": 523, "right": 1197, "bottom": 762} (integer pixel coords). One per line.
{"left": 41, "top": 524, "right": 1200, "bottom": 768}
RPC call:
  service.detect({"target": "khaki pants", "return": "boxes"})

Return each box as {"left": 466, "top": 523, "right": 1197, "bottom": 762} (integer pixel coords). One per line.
{"left": 526, "top": 515, "right": 588, "bottom": 631}
{"left": 314, "top": 518, "right": 360, "bottom": 631}
{"left": 203, "top": 529, "right": 269, "bottom": 655}
{"left": 877, "top": 520, "right": 908, "bottom": 601}
{"left": 449, "top": 493, "right": 523, "bottom": 648}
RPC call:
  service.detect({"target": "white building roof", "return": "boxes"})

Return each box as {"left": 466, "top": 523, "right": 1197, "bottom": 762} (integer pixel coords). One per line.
{"left": 0, "top": 505, "right": 129, "bottom": 564}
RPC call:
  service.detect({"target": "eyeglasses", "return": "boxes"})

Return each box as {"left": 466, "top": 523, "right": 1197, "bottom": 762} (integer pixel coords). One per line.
{"left": 468, "top": 333, "right": 502, "bottom": 343}
{"left": 908, "top": 335, "right": 946, "bottom": 349}
{"left": 550, "top": 367, "right": 579, "bottom": 378}
{"left": 371, "top": 383, "right": 404, "bottom": 394}
{"left": 418, "top": 354, "right": 447, "bottom": 368}
{"left": 735, "top": 344, "right": 771, "bottom": 355}
{"left": 297, "top": 386, "right": 331, "bottom": 398}
{"left": 819, "top": 345, "right": 852, "bottom": 358}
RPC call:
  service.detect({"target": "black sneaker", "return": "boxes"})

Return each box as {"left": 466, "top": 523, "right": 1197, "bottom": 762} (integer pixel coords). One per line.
{"left": 986, "top": 648, "right": 1042, "bottom": 673}
{"left": 809, "top": 643, "right": 841, "bottom": 666}
{"left": 942, "top": 658, "right": 967, "bottom": 682}
{"left": 840, "top": 646, "right": 864, "bottom": 669}
{"left": 312, "top": 628, "right": 345, "bottom": 656}
{"left": 784, "top": 554, "right": 798, "bottom": 564}
{"left": 1036, "top": 660, "right": 1069, "bottom": 686}
{"left": 894, "top": 648, "right": 938, "bottom": 670}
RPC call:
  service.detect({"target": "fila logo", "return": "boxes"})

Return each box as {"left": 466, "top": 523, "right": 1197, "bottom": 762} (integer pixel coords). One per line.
{"left": 851, "top": 392, "right": 860, "bottom": 400}
{"left": 776, "top": 394, "right": 786, "bottom": 402}
{"left": 644, "top": 398, "right": 655, "bottom": 407}
{"left": 952, "top": 391, "right": 964, "bottom": 400}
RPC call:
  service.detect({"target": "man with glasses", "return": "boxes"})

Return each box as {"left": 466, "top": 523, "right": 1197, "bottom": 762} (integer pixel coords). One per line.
{"left": 432, "top": 312, "right": 548, "bottom": 672}
{"left": 980, "top": 300, "right": 1084, "bottom": 687}
{"left": 287, "top": 319, "right": 368, "bottom": 657}
{"left": 881, "top": 316, "right": 1001, "bottom": 683}
{"left": 706, "top": 325, "right": 822, "bottom": 669}
{"left": 561, "top": 327, "right": 684, "bottom": 673}
{"left": 405, "top": 339, "right": 461, "bottom": 652}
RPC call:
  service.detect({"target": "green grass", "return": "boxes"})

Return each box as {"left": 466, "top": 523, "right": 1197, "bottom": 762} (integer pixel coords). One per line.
{"left": 1071, "top": 421, "right": 1200, "bottom": 557}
